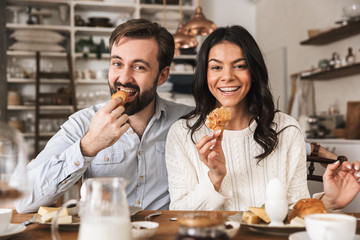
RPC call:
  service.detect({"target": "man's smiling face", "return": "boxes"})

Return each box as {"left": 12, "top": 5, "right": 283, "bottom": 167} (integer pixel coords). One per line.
{"left": 108, "top": 37, "right": 160, "bottom": 116}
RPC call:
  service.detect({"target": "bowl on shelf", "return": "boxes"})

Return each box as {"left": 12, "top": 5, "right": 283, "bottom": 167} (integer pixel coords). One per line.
{"left": 343, "top": 2, "right": 360, "bottom": 20}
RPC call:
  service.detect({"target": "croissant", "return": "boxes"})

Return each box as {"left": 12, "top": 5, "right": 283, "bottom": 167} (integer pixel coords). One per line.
{"left": 289, "top": 198, "right": 328, "bottom": 221}
{"left": 205, "top": 106, "right": 232, "bottom": 133}
{"left": 111, "top": 90, "right": 128, "bottom": 105}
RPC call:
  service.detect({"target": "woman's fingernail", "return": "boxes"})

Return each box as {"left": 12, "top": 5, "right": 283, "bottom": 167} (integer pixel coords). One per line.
{"left": 215, "top": 130, "right": 222, "bottom": 135}
{"left": 355, "top": 165, "right": 359, "bottom": 171}
{"left": 210, "top": 139, "right": 216, "bottom": 144}
{"left": 356, "top": 172, "right": 360, "bottom": 178}
{"left": 208, "top": 132, "right": 214, "bottom": 137}
{"left": 347, "top": 164, "right": 352, "bottom": 170}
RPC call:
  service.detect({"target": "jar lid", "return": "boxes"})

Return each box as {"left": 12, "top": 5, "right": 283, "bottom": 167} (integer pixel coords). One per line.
{"left": 177, "top": 212, "right": 225, "bottom": 227}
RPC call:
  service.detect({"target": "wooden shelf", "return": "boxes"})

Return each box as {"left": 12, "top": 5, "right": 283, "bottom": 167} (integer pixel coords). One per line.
{"left": 7, "top": 105, "right": 74, "bottom": 111}
{"left": 300, "top": 20, "right": 360, "bottom": 45}
{"left": 300, "top": 62, "right": 360, "bottom": 80}
{"left": 8, "top": 78, "right": 70, "bottom": 84}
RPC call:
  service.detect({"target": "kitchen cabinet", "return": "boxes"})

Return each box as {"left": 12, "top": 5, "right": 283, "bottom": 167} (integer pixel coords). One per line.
{"left": 4, "top": 0, "right": 196, "bottom": 156}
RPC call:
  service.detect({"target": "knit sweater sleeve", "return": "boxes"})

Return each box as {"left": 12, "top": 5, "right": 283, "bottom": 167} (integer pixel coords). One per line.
{"left": 165, "top": 120, "right": 230, "bottom": 210}
{"left": 280, "top": 114, "right": 310, "bottom": 204}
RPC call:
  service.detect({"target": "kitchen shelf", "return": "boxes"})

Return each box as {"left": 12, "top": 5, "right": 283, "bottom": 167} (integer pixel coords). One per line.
{"left": 7, "top": 51, "right": 67, "bottom": 57}
{"left": 76, "top": 79, "right": 107, "bottom": 84}
{"left": 74, "top": 1, "right": 136, "bottom": 12}
{"left": 23, "top": 132, "right": 56, "bottom": 138}
{"left": 300, "top": 20, "right": 360, "bottom": 45}
{"left": 7, "top": 0, "right": 70, "bottom": 7}
{"left": 300, "top": 62, "right": 360, "bottom": 80}
{"left": 6, "top": 23, "right": 71, "bottom": 32}
{"left": 8, "top": 78, "right": 70, "bottom": 84}
{"left": 7, "top": 105, "right": 74, "bottom": 111}
{"left": 74, "top": 52, "right": 110, "bottom": 59}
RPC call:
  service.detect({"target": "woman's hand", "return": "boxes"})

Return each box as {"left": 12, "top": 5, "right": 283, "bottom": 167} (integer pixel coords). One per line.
{"left": 80, "top": 98, "right": 130, "bottom": 157}
{"left": 196, "top": 130, "right": 226, "bottom": 191}
{"left": 322, "top": 160, "right": 360, "bottom": 210}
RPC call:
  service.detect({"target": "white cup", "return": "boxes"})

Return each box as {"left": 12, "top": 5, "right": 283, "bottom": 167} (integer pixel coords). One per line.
{"left": 305, "top": 213, "right": 356, "bottom": 240}
{"left": 0, "top": 209, "right": 13, "bottom": 233}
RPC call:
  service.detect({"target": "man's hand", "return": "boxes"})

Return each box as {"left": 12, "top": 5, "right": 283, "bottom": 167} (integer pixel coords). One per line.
{"left": 196, "top": 130, "right": 226, "bottom": 191}
{"left": 80, "top": 98, "right": 130, "bottom": 157}
{"left": 322, "top": 160, "right": 360, "bottom": 210}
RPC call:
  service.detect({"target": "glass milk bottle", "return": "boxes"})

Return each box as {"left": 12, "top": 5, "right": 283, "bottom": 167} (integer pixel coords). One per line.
{"left": 52, "top": 177, "right": 131, "bottom": 240}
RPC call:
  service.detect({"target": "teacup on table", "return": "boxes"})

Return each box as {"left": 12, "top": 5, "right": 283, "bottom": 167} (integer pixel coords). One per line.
{"left": 305, "top": 213, "right": 356, "bottom": 240}
{"left": 0, "top": 208, "right": 13, "bottom": 233}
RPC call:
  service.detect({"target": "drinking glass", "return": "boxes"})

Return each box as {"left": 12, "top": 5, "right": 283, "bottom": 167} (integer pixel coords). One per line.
{"left": 0, "top": 121, "right": 30, "bottom": 203}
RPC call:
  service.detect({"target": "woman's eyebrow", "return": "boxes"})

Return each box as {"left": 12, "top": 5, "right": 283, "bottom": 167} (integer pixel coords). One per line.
{"left": 232, "top": 58, "right": 246, "bottom": 64}
{"left": 208, "top": 58, "right": 246, "bottom": 63}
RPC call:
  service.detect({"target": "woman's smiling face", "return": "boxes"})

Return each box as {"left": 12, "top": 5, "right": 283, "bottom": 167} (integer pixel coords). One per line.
{"left": 207, "top": 41, "right": 252, "bottom": 108}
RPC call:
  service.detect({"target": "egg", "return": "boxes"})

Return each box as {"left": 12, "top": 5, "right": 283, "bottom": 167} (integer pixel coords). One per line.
{"left": 265, "top": 178, "right": 288, "bottom": 226}
{"left": 266, "top": 178, "right": 286, "bottom": 200}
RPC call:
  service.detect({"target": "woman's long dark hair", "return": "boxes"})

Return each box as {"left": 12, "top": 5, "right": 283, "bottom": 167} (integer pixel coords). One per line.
{"left": 182, "top": 25, "right": 279, "bottom": 161}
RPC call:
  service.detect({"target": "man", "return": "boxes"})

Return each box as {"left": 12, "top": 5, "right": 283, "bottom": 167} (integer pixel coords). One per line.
{"left": 15, "top": 19, "right": 193, "bottom": 213}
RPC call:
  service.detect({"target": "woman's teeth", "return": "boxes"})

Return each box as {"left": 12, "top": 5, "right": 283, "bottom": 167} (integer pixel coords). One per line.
{"left": 219, "top": 87, "right": 240, "bottom": 92}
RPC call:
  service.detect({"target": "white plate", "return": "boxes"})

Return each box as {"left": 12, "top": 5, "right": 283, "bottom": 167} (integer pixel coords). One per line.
{"left": 35, "top": 213, "right": 80, "bottom": 228}
{"left": 35, "top": 205, "right": 142, "bottom": 227}
{"left": 289, "top": 231, "right": 360, "bottom": 240}
{"left": 241, "top": 222, "right": 304, "bottom": 236}
{"left": 228, "top": 211, "right": 304, "bottom": 236}
{"left": 0, "top": 224, "right": 26, "bottom": 239}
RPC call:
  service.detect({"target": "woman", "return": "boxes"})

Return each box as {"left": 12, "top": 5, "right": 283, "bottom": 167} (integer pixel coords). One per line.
{"left": 165, "top": 25, "right": 360, "bottom": 211}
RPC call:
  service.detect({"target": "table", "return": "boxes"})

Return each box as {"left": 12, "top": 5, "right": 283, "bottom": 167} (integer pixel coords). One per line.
{"left": 10, "top": 210, "right": 360, "bottom": 240}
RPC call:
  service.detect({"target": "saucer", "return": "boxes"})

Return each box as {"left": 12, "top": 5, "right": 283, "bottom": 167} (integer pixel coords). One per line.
{"left": 0, "top": 224, "right": 26, "bottom": 239}
{"left": 289, "top": 231, "right": 360, "bottom": 240}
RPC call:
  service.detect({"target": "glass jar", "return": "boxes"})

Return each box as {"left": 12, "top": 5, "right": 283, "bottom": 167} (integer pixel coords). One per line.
{"left": 175, "top": 212, "right": 230, "bottom": 240}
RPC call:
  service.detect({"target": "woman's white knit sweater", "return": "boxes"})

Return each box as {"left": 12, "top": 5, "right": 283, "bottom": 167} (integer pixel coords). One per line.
{"left": 165, "top": 112, "right": 310, "bottom": 211}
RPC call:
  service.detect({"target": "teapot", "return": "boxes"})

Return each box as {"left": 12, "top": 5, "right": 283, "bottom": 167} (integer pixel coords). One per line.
{"left": 52, "top": 177, "right": 131, "bottom": 240}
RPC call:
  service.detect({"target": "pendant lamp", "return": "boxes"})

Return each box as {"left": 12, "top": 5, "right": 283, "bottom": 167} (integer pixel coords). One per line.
{"left": 183, "top": 0, "right": 216, "bottom": 36}
{"left": 173, "top": 0, "right": 198, "bottom": 55}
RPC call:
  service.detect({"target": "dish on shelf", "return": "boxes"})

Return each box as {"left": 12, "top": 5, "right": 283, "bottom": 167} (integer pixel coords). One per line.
{"left": 343, "top": 3, "right": 360, "bottom": 20}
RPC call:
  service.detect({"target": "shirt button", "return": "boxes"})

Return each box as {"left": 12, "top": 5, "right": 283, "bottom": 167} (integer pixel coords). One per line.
{"left": 138, "top": 151, "right": 142, "bottom": 155}
{"left": 139, "top": 176, "right": 143, "bottom": 181}
{"left": 62, "top": 180, "right": 67, "bottom": 184}
{"left": 136, "top": 200, "right": 140, "bottom": 205}
{"left": 104, "top": 157, "right": 109, "bottom": 162}
{"left": 74, "top": 161, "right": 80, "bottom": 166}
{"left": 129, "top": 130, "right": 134, "bottom": 134}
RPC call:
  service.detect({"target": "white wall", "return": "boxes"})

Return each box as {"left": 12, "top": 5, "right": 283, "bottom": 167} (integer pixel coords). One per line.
{"left": 201, "top": 0, "right": 256, "bottom": 36}
{"left": 256, "top": 0, "right": 360, "bottom": 116}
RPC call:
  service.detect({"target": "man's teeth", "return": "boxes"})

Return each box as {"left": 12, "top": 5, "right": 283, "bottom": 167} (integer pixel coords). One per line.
{"left": 219, "top": 87, "right": 240, "bottom": 92}
{"left": 119, "top": 88, "right": 135, "bottom": 93}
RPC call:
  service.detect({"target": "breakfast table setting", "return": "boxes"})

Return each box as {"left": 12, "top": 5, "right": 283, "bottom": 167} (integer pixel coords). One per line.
{"left": 3, "top": 209, "right": 360, "bottom": 240}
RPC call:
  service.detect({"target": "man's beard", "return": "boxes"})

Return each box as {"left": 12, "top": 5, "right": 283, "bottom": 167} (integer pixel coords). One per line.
{"left": 109, "top": 77, "right": 158, "bottom": 116}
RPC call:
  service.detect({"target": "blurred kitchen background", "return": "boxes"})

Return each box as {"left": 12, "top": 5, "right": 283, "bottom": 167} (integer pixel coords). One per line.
{"left": 1, "top": 0, "right": 360, "bottom": 210}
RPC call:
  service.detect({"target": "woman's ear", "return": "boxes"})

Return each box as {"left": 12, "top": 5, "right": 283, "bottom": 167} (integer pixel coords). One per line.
{"left": 157, "top": 66, "right": 170, "bottom": 86}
